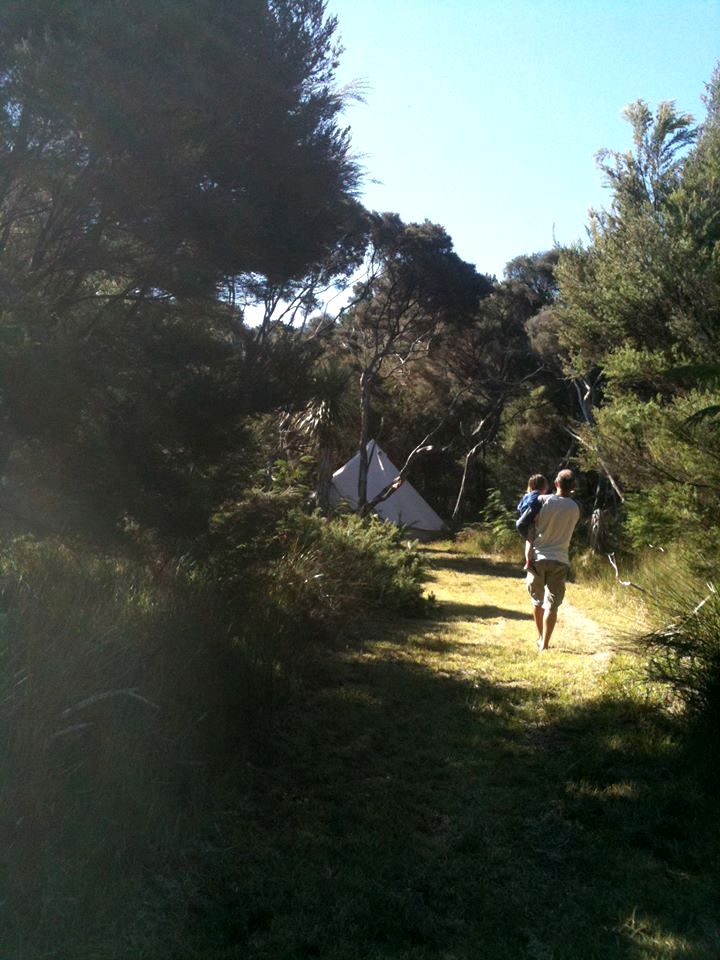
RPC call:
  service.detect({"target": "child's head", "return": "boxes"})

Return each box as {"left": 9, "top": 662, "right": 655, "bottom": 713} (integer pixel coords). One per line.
{"left": 527, "top": 473, "right": 549, "bottom": 493}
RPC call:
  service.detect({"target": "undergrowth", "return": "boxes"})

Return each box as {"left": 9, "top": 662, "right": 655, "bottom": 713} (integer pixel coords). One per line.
{"left": 0, "top": 502, "right": 430, "bottom": 957}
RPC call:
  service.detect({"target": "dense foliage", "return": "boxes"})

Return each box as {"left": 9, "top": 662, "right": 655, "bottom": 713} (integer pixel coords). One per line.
{"left": 0, "top": 0, "right": 366, "bottom": 545}
{"left": 550, "top": 69, "right": 720, "bottom": 744}
{"left": 555, "top": 69, "right": 720, "bottom": 561}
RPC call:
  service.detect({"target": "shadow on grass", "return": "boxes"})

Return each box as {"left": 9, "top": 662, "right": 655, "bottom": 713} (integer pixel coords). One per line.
{"left": 405, "top": 630, "right": 472, "bottom": 654}
{"left": 144, "top": 634, "right": 720, "bottom": 960}
{"left": 427, "top": 553, "right": 523, "bottom": 580}
{"left": 438, "top": 600, "right": 529, "bottom": 622}
{"left": 15, "top": 615, "right": 719, "bottom": 960}
{"left": 532, "top": 696, "right": 720, "bottom": 958}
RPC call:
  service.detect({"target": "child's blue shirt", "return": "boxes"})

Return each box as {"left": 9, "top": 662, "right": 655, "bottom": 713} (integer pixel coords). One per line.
{"left": 517, "top": 490, "right": 543, "bottom": 517}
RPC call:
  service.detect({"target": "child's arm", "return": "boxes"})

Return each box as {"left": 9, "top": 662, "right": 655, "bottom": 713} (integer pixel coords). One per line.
{"left": 523, "top": 537, "right": 535, "bottom": 570}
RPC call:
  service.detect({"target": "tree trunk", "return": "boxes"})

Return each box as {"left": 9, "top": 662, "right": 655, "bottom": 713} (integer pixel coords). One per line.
{"left": 316, "top": 442, "right": 334, "bottom": 513}
{"left": 357, "top": 369, "right": 372, "bottom": 510}
{"left": 452, "top": 440, "right": 485, "bottom": 522}
{"left": 574, "top": 376, "right": 597, "bottom": 425}
{"left": 571, "top": 379, "right": 625, "bottom": 503}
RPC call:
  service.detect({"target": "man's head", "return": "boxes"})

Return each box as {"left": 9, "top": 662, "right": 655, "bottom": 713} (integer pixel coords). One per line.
{"left": 555, "top": 469, "right": 575, "bottom": 495}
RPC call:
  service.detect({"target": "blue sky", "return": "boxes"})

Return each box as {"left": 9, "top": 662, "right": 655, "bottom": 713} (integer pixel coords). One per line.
{"left": 326, "top": 0, "right": 720, "bottom": 279}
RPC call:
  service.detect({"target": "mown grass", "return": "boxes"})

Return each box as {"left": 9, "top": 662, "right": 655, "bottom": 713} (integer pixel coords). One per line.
{"left": 110, "top": 540, "right": 720, "bottom": 960}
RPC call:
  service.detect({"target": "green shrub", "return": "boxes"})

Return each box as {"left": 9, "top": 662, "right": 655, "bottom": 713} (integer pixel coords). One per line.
{"left": 208, "top": 486, "right": 307, "bottom": 565}
{"left": 457, "top": 489, "right": 520, "bottom": 558}
{"left": 279, "top": 511, "right": 429, "bottom": 621}
{"left": 210, "top": 492, "right": 430, "bottom": 625}
{"left": 624, "top": 485, "right": 709, "bottom": 560}
{"left": 0, "top": 504, "right": 430, "bottom": 952}
{"left": 639, "top": 572, "right": 720, "bottom": 760}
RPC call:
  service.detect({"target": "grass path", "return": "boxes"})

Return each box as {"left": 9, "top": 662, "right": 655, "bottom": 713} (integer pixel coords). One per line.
{"left": 420, "top": 545, "right": 620, "bottom": 684}
{"left": 153, "top": 544, "right": 719, "bottom": 960}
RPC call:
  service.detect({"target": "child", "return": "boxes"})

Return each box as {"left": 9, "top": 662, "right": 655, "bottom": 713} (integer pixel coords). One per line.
{"left": 517, "top": 473, "right": 549, "bottom": 571}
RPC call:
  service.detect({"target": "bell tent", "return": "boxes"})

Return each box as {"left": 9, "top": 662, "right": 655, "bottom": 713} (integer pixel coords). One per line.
{"left": 329, "top": 442, "right": 448, "bottom": 539}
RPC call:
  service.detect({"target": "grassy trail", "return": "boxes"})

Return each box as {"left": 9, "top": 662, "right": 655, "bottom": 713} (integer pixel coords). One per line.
{"left": 159, "top": 544, "right": 719, "bottom": 960}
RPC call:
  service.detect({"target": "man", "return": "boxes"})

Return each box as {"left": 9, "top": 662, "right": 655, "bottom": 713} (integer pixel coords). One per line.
{"left": 527, "top": 469, "right": 580, "bottom": 652}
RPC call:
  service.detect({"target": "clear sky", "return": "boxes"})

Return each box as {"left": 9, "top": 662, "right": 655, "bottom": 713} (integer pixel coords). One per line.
{"left": 325, "top": 0, "right": 720, "bottom": 280}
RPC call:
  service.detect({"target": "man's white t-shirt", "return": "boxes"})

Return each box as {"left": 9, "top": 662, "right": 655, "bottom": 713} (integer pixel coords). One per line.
{"left": 533, "top": 494, "right": 580, "bottom": 565}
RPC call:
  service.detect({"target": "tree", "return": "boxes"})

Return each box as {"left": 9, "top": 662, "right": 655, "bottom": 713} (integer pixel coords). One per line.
{"left": 335, "top": 248, "right": 569, "bottom": 525}
{"left": 596, "top": 99, "right": 696, "bottom": 217}
{"left": 557, "top": 99, "right": 698, "bottom": 375}
{"left": 503, "top": 249, "right": 561, "bottom": 309}
{"left": 0, "top": 0, "right": 366, "bottom": 545}
{"left": 667, "top": 63, "right": 720, "bottom": 360}
{"left": 338, "top": 213, "right": 492, "bottom": 510}
{"left": 555, "top": 68, "right": 720, "bottom": 559}
{"left": 0, "top": 0, "right": 364, "bottom": 304}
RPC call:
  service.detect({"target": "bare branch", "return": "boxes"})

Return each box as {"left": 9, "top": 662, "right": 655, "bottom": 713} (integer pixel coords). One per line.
{"left": 564, "top": 426, "right": 626, "bottom": 502}
{"left": 361, "top": 390, "right": 470, "bottom": 515}
{"left": 452, "top": 438, "right": 486, "bottom": 521}
{"left": 607, "top": 553, "right": 646, "bottom": 592}
{"left": 362, "top": 442, "right": 435, "bottom": 513}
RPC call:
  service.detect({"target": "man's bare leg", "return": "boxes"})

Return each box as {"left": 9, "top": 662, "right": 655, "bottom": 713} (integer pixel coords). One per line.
{"left": 540, "top": 608, "right": 558, "bottom": 650}
{"left": 533, "top": 605, "right": 544, "bottom": 646}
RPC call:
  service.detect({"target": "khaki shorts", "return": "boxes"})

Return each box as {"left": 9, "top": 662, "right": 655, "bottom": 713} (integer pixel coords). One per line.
{"left": 526, "top": 559, "right": 569, "bottom": 611}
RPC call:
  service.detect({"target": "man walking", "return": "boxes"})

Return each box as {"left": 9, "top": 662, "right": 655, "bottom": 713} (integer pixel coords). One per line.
{"left": 527, "top": 469, "right": 580, "bottom": 652}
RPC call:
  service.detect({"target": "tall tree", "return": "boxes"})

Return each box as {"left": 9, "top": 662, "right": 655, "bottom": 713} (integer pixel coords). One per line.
{"left": 555, "top": 70, "right": 720, "bottom": 556}
{"left": 434, "top": 252, "right": 562, "bottom": 519}
{"left": 0, "top": 0, "right": 365, "bottom": 543}
{"left": 338, "top": 213, "right": 492, "bottom": 509}
{"left": 596, "top": 99, "right": 696, "bottom": 217}
{"left": 0, "top": 0, "right": 364, "bottom": 313}
{"left": 557, "top": 99, "right": 698, "bottom": 375}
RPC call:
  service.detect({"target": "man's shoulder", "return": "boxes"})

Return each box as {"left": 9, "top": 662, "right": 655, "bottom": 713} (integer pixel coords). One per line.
{"left": 541, "top": 494, "right": 580, "bottom": 512}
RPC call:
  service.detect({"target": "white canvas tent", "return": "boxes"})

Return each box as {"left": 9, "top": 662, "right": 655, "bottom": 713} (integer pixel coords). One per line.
{"left": 329, "top": 441, "right": 448, "bottom": 538}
